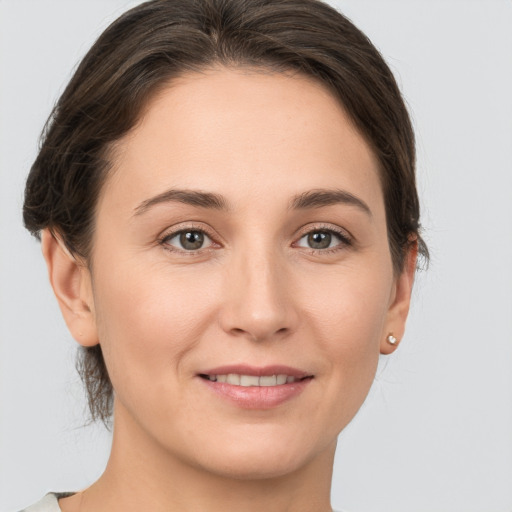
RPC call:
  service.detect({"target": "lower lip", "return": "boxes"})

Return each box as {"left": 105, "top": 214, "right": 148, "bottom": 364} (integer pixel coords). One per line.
{"left": 199, "top": 377, "right": 312, "bottom": 409}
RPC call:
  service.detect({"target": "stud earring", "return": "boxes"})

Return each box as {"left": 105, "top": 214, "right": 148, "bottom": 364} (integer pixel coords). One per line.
{"left": 386, "top": 333, "right": 398, "bottom": 345}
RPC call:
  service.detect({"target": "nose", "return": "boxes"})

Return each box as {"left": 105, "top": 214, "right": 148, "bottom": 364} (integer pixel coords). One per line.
{"left": 218, "top": 247, "right": 299, "bottom": 343}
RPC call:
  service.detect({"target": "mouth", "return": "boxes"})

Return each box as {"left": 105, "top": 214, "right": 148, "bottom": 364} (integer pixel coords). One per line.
{"left": 198, "top": 373, "right": 312, "bottom": 386}
{"left": 197, "top": 365, "right": 314, "bottom": 409}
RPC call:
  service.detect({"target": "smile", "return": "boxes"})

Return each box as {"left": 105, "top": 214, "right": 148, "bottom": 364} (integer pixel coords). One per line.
{"left": 197, "top": 365, "right": 313, "bottom": 409}
{"left": 200, "top": 374, "right": 303, "bottom": 386}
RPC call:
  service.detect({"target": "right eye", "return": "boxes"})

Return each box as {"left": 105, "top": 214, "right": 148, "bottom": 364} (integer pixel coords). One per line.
{"left": 161, "top": 229, "right": 213, "bottom": 251}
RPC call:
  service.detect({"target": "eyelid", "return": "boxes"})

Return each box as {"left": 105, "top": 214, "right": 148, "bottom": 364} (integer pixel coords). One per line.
{"left": 293, "top": 223, "right": 353, "bottom": 251}
{"left": 158, "top": 223, "right": 221, "bottom": 253}
{"left": 157, "top": 221, "right": 353, "bottom": 255}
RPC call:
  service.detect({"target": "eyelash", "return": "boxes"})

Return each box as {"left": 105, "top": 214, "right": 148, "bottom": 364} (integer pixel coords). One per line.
{"left": 158, "top": 223, "right": 218, "bottom": 256}
{"left": 158, "top": 224, "right": 352, "bottom": 256}
{"left": 294, "top": 224, "right": 353, "bottom": 255}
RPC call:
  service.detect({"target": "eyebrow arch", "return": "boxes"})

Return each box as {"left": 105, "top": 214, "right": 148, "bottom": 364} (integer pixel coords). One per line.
{"left": 133, "top": 187, "right": 371, "bottom": 217}
{"left": 290, "top": 188, "right": 372, "bottom": 217}
{"left": 133, "top": 189, "right": 229, "bottom": 216}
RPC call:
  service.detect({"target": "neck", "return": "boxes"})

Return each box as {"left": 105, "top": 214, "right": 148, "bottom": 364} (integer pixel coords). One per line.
{"left": 63, "top": 403, "right": 336, "bottom": 512}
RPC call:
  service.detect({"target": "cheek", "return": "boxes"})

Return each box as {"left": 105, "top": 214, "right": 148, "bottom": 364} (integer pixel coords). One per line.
{"left": 300, "top": 260, "right": 392, "bottom": 346}
{"left": 298, "top": 263, "right": 392, "bottom": 412}
{"left": 91, "top": 259, "right": 219, "bottom": 397}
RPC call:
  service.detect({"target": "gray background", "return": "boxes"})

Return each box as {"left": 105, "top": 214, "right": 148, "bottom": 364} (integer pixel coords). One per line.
{"left": 1, "top": 1, "right": 511, "bottom": 511}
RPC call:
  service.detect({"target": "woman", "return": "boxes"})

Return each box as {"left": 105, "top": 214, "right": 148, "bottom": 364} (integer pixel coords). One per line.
{"left": 20, "top": 0, "right": 427, "bottom": 510}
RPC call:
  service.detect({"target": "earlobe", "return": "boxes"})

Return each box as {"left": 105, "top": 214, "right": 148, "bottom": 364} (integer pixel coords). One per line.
{"left": 380, "top": 240, "right": 418, "bottom": 355}
{"left": 41, "top": 229, "right": 99, "bottom": 347}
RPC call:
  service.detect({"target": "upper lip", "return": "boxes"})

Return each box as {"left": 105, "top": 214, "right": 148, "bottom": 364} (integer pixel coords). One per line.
{"left": 198, "top": 364, "right": 312, "bottom": 379}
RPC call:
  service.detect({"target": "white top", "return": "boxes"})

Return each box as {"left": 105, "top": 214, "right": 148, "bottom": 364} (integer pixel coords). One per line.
{"left": 19, "top": 493, "right": 74, "bottom": 512}
{"left": 20, "top": 492, "right": 348, "bottom": 511}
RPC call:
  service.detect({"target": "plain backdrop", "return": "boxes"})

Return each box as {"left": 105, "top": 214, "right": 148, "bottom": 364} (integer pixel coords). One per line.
{"left": 1, "top": 1, "right": 511, "bottom": 511}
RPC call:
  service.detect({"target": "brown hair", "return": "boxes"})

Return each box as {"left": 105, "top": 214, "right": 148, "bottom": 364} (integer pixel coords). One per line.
{"left": 23, "top": 0, "right": 428, "bottom": 426}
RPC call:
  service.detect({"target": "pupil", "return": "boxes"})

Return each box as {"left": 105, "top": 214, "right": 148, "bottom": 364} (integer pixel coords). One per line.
{"left": 180, "top": 231, "right": 204, "bottom": 250}
{"left": 308, "top": 231, "right": 331, "bottom": 249}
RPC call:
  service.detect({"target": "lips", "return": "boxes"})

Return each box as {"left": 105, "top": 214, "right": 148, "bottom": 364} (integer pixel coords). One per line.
{"left": 197, "top": 365, "right": 313, "bottom": 409}
{"left": 201, "top": 374, "right": 298, "bottom": 386}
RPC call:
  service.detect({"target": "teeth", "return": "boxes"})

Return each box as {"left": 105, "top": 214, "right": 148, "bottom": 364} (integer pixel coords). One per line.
{"left": 205, "top": 373, "right": 298, "bottom": 386}
{"left": 259, "top": 375, "right": 277, "bottom": 386}
{"left": 240, "top": 375, "right": 260, "bottom": 387}
{"left": 276, "top": 374, "right": 287, "bottom": 385}
{"left": 227, "top": 373, "right": 241, "bottom": 385}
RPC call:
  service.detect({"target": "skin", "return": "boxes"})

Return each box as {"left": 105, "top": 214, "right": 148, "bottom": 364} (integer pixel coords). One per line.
{"left": 42, "top": 68, "right": 417, "bottom": 512}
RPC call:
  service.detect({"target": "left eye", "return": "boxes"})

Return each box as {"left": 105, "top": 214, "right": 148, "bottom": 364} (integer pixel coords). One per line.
{"left": 162, "top": 230, "right": 213, "bottom": 251}
{"left": 296, "top": 230, "right": 346, "bottom": 250}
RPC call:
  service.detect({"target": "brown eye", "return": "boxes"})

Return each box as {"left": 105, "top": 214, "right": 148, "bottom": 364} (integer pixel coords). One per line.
{"left": 163, "top": 230, "right": 212, "bottom": 251}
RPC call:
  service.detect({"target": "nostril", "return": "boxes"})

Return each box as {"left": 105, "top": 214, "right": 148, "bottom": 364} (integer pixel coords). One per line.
{"left": 228, "top": 325, "right": 290, "bottom": 342}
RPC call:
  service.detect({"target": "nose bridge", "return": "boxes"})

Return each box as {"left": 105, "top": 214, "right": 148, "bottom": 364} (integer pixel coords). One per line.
{"left": 220, "top": 238, "right": 296, "bottom": 341}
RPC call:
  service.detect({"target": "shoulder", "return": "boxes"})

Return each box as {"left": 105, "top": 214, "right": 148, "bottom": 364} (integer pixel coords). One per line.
{"left": 19, "top": 492, "right": 75, "bottom": 512}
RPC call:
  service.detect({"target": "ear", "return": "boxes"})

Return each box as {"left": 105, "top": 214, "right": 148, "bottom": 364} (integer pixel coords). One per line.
{"left": 41, "top": 229, "right": 98, "bottom": 347}
{"left": 380, "top": 240, "right": 418, "bottom": 355}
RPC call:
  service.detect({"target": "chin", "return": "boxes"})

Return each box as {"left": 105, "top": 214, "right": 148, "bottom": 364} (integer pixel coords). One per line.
{"left": 201, "top": 452, "right": 309, "bottom": 481}
{"left": 186, "top": 425, "right": 333, "bottom": 481}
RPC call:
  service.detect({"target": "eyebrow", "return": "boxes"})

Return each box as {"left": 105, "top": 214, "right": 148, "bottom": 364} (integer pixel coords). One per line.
{"left": 133, "top": 189, "right": 228, "bottom": 216}
{"left": 133, "top": 187, "right": 371, "bottom": 217}
{"left": 289, "top": 188, "right": 372, "bottom": 216}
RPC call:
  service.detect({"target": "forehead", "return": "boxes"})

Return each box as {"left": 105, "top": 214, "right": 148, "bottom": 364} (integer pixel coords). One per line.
{"left": 101, "top": 67, "right": 383, "bottom": 216}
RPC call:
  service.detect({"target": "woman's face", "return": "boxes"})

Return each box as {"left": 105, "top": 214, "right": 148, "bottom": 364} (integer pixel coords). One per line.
{"left": 76, "top": 68, "right": 413, "bottom": 478}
